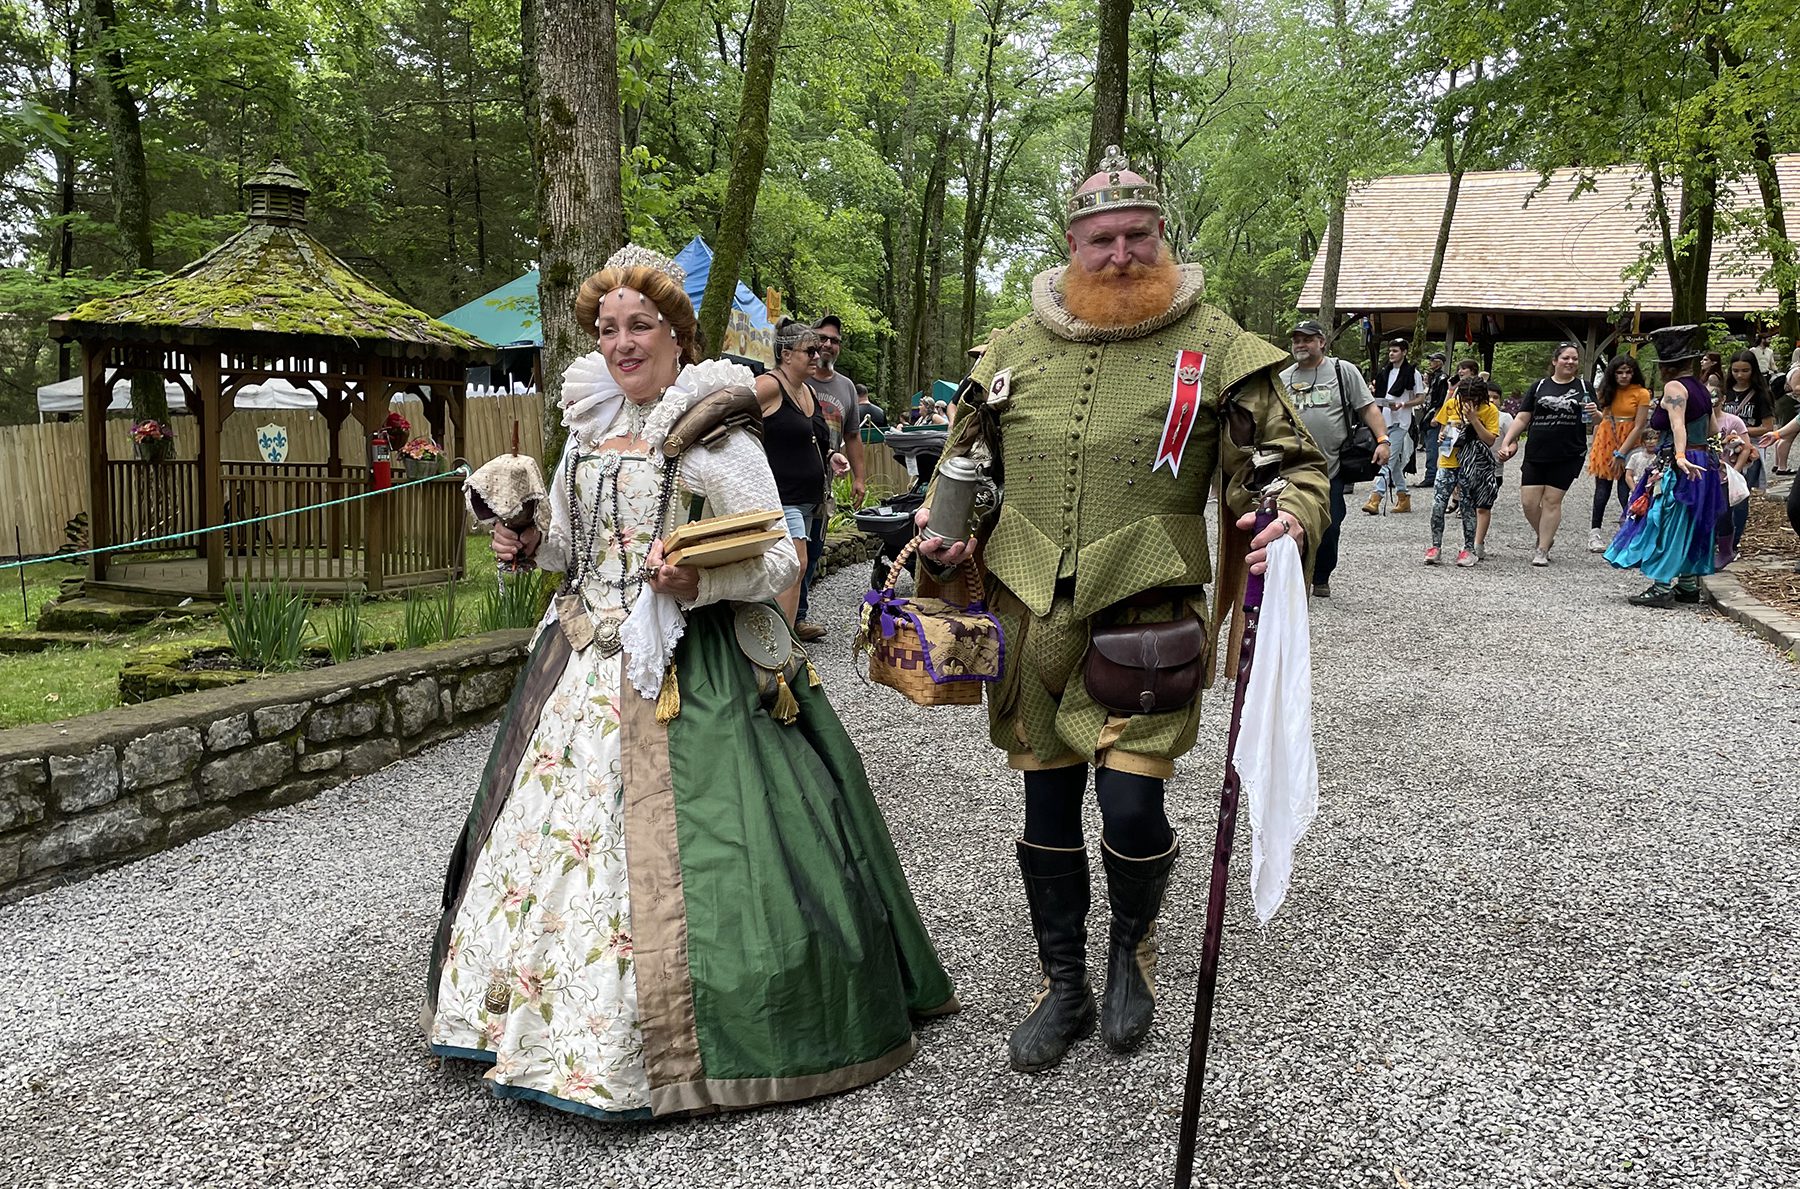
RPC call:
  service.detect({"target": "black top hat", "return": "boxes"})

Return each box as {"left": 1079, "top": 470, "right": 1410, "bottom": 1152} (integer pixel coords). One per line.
{"left": 1648, "top": 324, "right": 1705, "bottom": 364}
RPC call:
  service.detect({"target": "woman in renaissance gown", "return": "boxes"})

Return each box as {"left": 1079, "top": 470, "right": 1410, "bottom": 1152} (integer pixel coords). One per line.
{"left": 424, "top": 245, "right": 956, "bottom": 1121}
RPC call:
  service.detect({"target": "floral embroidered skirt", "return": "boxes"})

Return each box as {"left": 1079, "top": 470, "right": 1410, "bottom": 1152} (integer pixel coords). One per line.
{"left": 425, "top": 606, "right": 956, "bottom": 1120}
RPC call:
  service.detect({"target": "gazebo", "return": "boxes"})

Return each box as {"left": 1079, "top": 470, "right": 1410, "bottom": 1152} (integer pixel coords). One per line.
{"left": 48, "top": 161, "right": 494, "bottom": 599}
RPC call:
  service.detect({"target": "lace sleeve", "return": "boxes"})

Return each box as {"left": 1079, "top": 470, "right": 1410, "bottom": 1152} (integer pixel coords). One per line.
{"left": 534, "top": 442, "right": 575, "bottom": 574}
{"left": 679, "top": 428, "right": 800, "bottom": 608}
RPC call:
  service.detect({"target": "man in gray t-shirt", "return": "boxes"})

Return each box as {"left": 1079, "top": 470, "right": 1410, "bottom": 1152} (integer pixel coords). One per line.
{"left": 790, "top": 315, "right": 865, "bottom": 640}
{"left": 1278, "top": 318, "right": 1390, "bottom": 598}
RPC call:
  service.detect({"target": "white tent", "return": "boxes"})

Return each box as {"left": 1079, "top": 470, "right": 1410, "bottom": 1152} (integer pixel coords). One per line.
{"left": 37, "top": 375, "right": 531, "bottom": 418}
{"left": 35, "top": 376, "right": 322, "bottom": 418}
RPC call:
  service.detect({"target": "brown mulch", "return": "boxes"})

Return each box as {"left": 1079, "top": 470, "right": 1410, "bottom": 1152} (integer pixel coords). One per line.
{"left": 1733, "top": 497, "right": 1800, "bottom": 616}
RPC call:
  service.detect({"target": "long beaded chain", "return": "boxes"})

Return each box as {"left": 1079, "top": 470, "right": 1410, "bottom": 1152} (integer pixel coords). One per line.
{"left": 561, "top": 444, "right": 682, "bottom": 603}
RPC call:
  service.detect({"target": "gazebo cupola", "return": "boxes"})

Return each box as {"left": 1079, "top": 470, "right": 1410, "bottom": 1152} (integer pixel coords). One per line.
{"left": 243, "top": 159, "right": 310, "bottom": 227}
{"left": 47, "top": 159, "right": 495, "bottom": 599}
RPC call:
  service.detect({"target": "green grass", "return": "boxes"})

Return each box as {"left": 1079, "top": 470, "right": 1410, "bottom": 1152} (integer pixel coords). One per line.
{"left": 0, "top": 536, "right": 545, "bottom": 730}
{"left": 0, "top": 559, "right": 83, "bottom": 632}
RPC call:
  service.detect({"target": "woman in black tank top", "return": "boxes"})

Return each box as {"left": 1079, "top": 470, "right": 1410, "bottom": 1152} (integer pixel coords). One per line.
{"left": 757, "top": 320, "right": 829, "bottom": 623}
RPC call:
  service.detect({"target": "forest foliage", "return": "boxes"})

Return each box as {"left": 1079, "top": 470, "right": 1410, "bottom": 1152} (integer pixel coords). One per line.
{"left": 1, "top": 0, "right": 1797, "bottom": 423}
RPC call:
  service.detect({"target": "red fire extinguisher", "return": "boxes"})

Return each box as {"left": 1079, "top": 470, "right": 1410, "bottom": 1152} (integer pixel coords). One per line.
{"left": 371, "top": 433, "right": 392, "bottom": 490}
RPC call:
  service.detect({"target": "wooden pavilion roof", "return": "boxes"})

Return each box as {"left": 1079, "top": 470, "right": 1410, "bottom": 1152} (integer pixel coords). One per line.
{"left": 1297, "top": 157, "right": 1800, "bottom": 319}
{"left": 49, "top": 161, "right": 491, "bottom": 361}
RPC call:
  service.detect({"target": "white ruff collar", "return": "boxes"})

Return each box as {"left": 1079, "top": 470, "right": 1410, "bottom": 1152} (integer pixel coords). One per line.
{"left": 559, "top": 355, "right": 756, "bottom": 453}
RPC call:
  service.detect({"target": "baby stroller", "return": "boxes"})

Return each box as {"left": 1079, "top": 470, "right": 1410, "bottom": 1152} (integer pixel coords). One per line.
{"left": 852, "top": 425, "right": 947, "bottom": 591}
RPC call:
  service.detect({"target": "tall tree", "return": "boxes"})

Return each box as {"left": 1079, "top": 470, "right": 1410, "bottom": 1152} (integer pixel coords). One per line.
{"left": 80, "top": 0, "right": 165, "bottom": 422}
{"left": 699, "top": 0, "right": 787, "bottom": 355}
{"left": 1411, "top": 60, "right": 1485, "bottom": 357}
{"left": 1086, "top": 0, "right": 1129, "bottom": 173}
{"left": 530, "top": 0, "right": 625, "bottom": 458}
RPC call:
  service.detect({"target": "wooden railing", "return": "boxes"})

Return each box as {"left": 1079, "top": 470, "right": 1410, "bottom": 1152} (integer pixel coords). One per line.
{"left": 222, "top": 469, "right": 367, "bottom": 585}
{"left": 373, "top": 471, "right": 466, "bottom": 588}
{"left": 104, "top": 459, "right": 200, "bottom": 554}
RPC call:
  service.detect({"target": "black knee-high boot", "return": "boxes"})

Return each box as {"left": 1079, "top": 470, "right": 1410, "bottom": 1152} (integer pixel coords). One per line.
{"left": 1009, "top": 840, "right": 1095, "bottom": 1072}
{"left": 1099, "top": 837, "right": 1179, "bottom": 1052}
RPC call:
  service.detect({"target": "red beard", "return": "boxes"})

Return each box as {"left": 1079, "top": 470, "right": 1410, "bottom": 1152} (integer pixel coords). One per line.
{"left": 1061, "top": 247, "right": 1181, "bottom": 327}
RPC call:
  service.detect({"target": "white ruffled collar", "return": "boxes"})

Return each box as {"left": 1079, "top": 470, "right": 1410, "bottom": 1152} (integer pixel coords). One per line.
{"left": 559, "top": 354, "right": 757, "bottom": 457}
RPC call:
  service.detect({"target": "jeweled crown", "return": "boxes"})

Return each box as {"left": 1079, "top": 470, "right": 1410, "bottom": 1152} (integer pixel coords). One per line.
{"left": 1067, "top": 145, "right": 1162, "bottom": 220}
{"left": 605, "top": 243, "right": 686, "bottom": 286}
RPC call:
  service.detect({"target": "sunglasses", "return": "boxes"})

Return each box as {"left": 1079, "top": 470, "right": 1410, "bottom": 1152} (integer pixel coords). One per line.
{"left": 817, "top": 334, "right": 841, "bottom": 345}
{"left": 801, "top": 346, "right": 821, "bottom": 357}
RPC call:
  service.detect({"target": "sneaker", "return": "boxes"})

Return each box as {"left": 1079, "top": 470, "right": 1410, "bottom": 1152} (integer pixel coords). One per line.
{"left": 1455, "top": 549, "right": 1477, "bottom": 567}
{"left": 1424, "top": 547, "right": 1441, "bottom": 565}
{"left": 1673, "top": 585, "right": 1702, "bottom": 604}
{"left": 1312, "top": 582, "right": 1331, "bottom": 598}
{"left": 1393, "top": 491, "right": 1414, "bottom": 514}
{"left": 1587, "top": 528, "right": 1607, "bottom": 553}
{"left": 1475, "top": 543, "right": 1487, "bottom": 560}
{"left": 1530, "top": 549, "right": 1550, "bottom": 567}
{"left": 1362, "top": 490, "right": 1383, "bottom": 515}
{"left": 1413, "top": 478, "right": 1435, "bottom": 489}
{"left": 1628, "top": 585, "right": 1675, "bottom": 608}
{"left": 795, "top": 619, "right": 828, "bottom": 642}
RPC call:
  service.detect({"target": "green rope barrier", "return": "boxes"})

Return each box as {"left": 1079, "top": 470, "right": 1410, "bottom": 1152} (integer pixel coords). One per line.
{"left": 1, "top": 464, "right": 472, "bottom": 574}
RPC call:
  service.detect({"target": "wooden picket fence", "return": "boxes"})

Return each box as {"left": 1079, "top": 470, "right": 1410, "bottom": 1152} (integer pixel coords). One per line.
{"left": 0, "top": 394, "right": 550, "bottom": 557}
{"left": 0, "top": 392, "right": 923, "bottom": 558}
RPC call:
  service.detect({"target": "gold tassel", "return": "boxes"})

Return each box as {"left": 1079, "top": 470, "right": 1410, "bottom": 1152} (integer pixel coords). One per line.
{"left": 772, "top": 672, "right": 800, "bottom": 726}
{"left": 805, "top": 660, "right": 823, "bottom": 689}
{"left": 655, "top": 665, "right": 681, "bottom": 723}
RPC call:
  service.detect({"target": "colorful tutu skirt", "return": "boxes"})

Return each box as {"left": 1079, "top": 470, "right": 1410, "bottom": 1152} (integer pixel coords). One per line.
{"left": 1605, "top": 449, "right": 1734, "bottom": 583}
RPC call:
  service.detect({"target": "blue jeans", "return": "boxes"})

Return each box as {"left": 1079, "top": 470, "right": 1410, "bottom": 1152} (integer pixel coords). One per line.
{"left": 797, "top": 508, "right": 827, "bottom": 621}
{"left": 1373, "top": 420, "right": 1411, "bottom": 495}
{"left": 1315, "top": 474, "right": 1347, "bottom": 586}
{"left": 1420, "top": 424, "right": 1440, "bottom": 487}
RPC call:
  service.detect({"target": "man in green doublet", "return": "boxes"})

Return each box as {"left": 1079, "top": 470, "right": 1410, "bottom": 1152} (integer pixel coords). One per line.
{"left": 920, "top": 148, "right": 1327, "bottom": 1074}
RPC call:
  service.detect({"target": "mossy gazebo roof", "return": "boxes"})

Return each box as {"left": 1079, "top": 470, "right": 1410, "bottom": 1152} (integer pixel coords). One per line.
{"left": 48, "top": 161, "right": 490, "bottom": 361}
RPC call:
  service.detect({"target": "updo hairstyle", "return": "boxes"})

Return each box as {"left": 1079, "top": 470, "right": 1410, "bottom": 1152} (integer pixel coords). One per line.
{"left": 573, "top": 264, "right": 703, "bottom": 366}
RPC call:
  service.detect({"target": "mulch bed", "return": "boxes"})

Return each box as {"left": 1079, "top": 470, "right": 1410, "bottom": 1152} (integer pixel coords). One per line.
{"left": 1734, "top": 497, "right": 1800, "bottom": 616}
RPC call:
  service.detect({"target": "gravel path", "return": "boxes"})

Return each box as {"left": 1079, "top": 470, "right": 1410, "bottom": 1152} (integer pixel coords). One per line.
{"left": 4, "top": 477, "right": 1798, "bottom": 1189}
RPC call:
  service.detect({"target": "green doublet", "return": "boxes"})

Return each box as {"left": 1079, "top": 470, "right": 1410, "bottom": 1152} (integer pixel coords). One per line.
{"left": 964, "top": 264, "right": 1327, "bottom": 774}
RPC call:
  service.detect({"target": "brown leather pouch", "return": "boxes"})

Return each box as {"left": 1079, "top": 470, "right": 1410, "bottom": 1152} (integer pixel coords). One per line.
{"left": 661, "top": 385, "right": 763, "bottom": 456}
{"left": 1082, "top": 616, "right": 1205, "bottom": 716}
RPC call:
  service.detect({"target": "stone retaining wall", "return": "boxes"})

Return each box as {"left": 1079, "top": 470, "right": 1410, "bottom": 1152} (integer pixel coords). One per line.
{"left": 0, "top": 629, "right": 532, "bottom": 902}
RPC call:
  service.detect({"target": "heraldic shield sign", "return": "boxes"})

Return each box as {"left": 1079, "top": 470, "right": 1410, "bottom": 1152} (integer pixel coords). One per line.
{"left": 256, "top": 423, "right": 290, "bottom": 464}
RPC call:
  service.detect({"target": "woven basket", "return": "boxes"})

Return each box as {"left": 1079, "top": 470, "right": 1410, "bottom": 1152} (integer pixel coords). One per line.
{"left": 864, "top": 538, "right": 989, "bottom": 707}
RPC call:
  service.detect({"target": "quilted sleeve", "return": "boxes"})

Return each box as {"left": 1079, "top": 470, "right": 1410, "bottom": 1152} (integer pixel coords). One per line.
{"left": 678, "top": 428, "right": 801, "bottom": 608}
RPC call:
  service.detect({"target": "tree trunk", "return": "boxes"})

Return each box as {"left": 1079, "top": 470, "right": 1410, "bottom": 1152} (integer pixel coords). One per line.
{"left": 1412, "top": 65, "right": 1479, "bottom": 357}
{"left": 699, "top": 0, "right": 787, "bottom": 354}
{"left": 1721, "top": 41, "right": 1797, "bottom": 341}
{"left": 55, "top": 10, "right": 79, "bottom": 382}
{"left": 901, "top": 21, "right": 956, "bottom": 393}
{"left": 532, "top": 0, "right": 625, "bottom": 464}
{"left": 1085, "top": 0, "right": 1129, "bottom": 173}
{"left": 1316, "top": 0, "right": 1351, "bottom": 346}
{"left": 81, "top": 0, "right": 165, "bottom": 423}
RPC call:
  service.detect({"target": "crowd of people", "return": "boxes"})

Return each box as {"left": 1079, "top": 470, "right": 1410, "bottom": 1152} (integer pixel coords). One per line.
{"left": 1286, "top": 324, "right": 1799, "bottom": 606}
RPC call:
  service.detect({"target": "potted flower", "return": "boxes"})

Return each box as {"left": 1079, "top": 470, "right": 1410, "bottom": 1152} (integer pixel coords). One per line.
{"left": 401, "top": 436, "right": 446, "bottom": 475}
{"left": 383, "top": 411, "right": 411, "bottom": 454}
{"left": 131, "top": 419, "right": 174, "bottom": 463}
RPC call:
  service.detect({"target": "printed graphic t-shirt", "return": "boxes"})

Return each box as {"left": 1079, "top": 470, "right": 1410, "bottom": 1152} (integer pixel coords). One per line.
{"left": 1522, "top": 378, "right": 1589, "bottom": 466}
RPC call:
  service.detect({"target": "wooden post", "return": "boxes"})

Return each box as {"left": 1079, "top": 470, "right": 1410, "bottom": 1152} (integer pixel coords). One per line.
{"left": 360, "top": 368, "right": 387, "bottom": 594}
{"left": 322, "top": 387, "right": 346, "bottom": 562}
{"left": 83, "top": 343, "right": 110, "bottom": 582}
{"left": 192, "top": 350, "right": 225, "bottom": 596}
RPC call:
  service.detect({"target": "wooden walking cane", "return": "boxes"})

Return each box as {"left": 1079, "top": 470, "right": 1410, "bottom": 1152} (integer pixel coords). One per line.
{"left": 1172, "top": 455, "right": 1288, "bottom": 1188}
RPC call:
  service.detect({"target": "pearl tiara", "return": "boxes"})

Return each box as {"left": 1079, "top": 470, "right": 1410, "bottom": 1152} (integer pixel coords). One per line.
{"left": 604, "top": 243, "right": 686, "bottom": 286}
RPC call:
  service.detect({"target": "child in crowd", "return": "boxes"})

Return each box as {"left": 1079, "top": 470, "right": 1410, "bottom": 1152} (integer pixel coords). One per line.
{"left": 1425, "top": 376, "right": 1501, "bottom": 567}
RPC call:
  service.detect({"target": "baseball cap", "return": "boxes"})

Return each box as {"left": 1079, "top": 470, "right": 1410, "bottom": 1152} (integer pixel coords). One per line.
{"left": 1289, "top": 318, "right": 1326, "bottom": 338}
{"left": 1427, "top": 350, "right": 1446, "bottom": 361}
